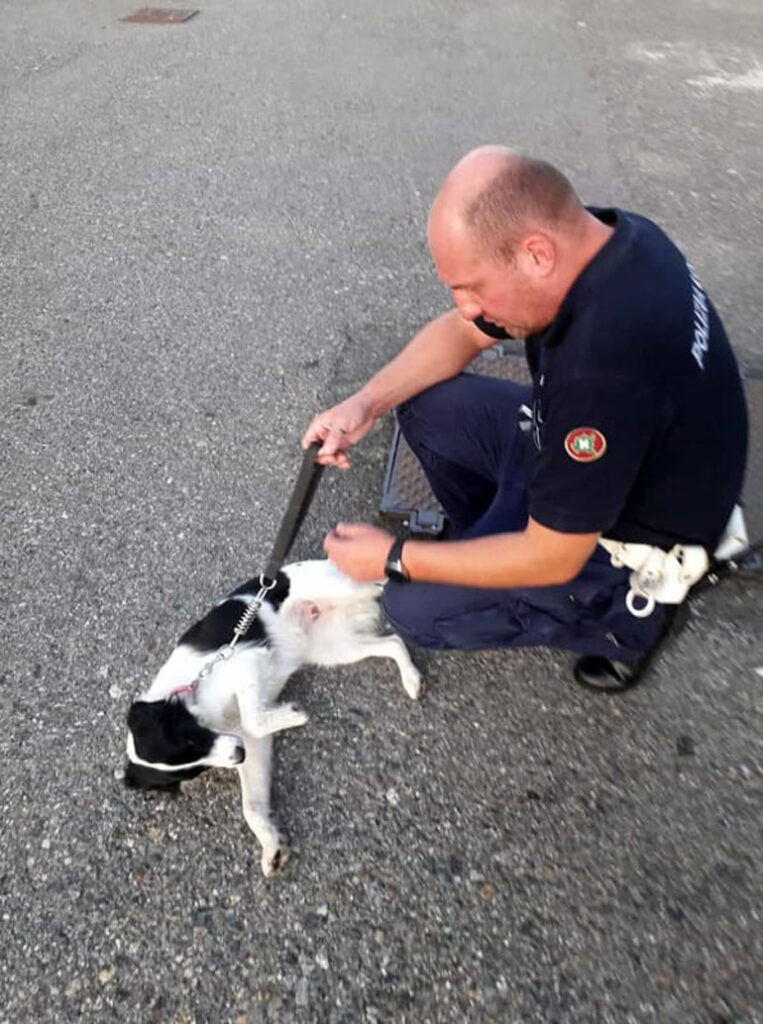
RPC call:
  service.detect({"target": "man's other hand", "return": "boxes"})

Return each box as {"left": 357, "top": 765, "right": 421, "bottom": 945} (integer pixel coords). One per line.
{"left": 323, "top": 522, "right": 394, "bottom": 581}
{"left": 301, "top": 393, "right": 377, "bottom": 469}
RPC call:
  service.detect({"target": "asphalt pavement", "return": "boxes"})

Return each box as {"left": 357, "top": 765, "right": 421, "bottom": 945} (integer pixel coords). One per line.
{"left": 1, "top": 0, "right": 761, "bottom": 1021}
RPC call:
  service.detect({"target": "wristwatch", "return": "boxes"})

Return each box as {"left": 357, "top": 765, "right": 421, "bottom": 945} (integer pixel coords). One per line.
{"left": 384, "top": 536, "right": 411, "bottom": 583}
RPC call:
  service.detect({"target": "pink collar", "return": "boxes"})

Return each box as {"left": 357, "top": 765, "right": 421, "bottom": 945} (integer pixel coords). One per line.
{"left": 170, "top": 683, "right": 195, "bottom": 696}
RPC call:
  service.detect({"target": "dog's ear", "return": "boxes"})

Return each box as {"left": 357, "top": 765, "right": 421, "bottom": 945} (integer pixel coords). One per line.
{"left": 127, "top": 700, "right": 154, "bottom": 729}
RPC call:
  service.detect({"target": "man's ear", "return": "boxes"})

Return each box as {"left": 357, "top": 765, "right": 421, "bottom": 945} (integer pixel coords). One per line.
{"left": 520, "top": 232, "right": 556, "bottom": 277}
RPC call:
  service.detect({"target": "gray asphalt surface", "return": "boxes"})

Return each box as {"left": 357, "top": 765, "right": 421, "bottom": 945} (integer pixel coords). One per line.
{"left": 1, "top": 0, "right": 762, "bottom": 1021}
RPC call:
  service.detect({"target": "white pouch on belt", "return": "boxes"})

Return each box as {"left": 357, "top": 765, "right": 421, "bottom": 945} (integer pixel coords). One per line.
{"left": 599, "top": 505, "right": 749, "bottom": 618}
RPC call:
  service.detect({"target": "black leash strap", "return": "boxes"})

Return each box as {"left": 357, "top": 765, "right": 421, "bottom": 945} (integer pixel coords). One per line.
{"left": 262, "top": 442, "right": 325, "bottom": 583}
{"left": 186, "top": 445, "right": 325, "bottom": 688}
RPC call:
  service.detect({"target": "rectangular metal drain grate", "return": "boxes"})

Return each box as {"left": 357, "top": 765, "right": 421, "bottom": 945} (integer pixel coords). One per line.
{"left": 379, "top": 347, "right": 533, "bottom": 536}
{"left": 121, "top": 8, "right": 199, "bottom": 23}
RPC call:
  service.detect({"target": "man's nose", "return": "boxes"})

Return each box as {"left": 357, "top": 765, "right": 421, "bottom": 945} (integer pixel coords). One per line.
{"left": 456, "top": 300, "right": 482, "bottom": 322}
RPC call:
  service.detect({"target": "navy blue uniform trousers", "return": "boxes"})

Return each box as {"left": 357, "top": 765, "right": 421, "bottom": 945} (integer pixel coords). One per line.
{"left": 380, "top": 375, "right": 665, "bottom": 660}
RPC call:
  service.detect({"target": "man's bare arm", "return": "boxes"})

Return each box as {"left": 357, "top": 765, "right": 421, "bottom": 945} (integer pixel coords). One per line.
{"left": 402, "top": 519, "right": 600, "bottom": 588}
{"left": 323, "top": 518, "right": 600, "bottom": 588}
{"left": 302, "top": 311, "right": 490, "bottom": 467}
{"left": 358, "top": 310, "right": 491, "bottom": 417}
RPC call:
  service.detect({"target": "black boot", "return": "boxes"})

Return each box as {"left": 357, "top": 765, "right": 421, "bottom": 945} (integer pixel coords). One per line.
{"left": 573, "top": 602, "right": 691, "bottom": 693}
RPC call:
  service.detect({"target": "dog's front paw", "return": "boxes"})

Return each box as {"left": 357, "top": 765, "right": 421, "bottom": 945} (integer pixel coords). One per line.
{"left": 402, "top": 666, "right": 423, "bottom": 700}
{"left": 242, "top": 703, "right": 309, "bottom": 738}
{"left": 283, "top": 702, "right": 309, "bottom": 729}
{"left": 261, "top": 838, "right": 290, "bottom": 877}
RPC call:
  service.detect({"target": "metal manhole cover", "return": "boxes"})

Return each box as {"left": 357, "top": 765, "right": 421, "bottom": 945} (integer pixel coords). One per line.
{"left": 379, "top": 348, "right": 533, "bottom": 536}
{"left": 121, "top": 8, "right": 199, "bottom": 23}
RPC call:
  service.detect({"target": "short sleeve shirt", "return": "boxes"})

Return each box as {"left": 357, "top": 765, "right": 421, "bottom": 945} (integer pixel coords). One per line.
{"left": 475, "top": 208, "right": 748, "bottom": 549}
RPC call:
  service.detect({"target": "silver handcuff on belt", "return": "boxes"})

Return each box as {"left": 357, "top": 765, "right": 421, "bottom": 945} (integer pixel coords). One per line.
{"left": 600, "top": 505, "right": 749, "bottom": 618}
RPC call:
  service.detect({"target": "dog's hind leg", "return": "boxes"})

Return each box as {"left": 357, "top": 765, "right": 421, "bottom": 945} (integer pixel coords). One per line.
{"left": 237, "top": 735, "right": 289, "bottom": 877}
{"left": 330, "top": 634, "right": 423, "bottom": 700}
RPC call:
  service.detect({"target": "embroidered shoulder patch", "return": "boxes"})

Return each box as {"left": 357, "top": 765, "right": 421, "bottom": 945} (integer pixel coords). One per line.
{"left": 564, "top": 427, "right": 607, "bottom": 463}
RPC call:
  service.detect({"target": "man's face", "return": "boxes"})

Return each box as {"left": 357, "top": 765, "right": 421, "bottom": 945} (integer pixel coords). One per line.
{"left": 429, "top": 217, "right": 557, "bottom": 339}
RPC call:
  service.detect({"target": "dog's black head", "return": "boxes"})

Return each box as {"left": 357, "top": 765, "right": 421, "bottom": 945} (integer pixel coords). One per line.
{"left": 124, "top": 698, "right": 244, "bottom": 790}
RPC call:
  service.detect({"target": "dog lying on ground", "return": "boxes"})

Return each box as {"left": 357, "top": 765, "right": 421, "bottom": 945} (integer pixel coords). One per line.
{"left": 124, "top": 559, "right": 421, "bottom": 875}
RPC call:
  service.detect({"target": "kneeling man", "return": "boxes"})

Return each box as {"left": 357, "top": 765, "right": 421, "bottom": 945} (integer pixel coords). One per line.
{"left": 302, "top": 147, "right": 748, "bottom": 689}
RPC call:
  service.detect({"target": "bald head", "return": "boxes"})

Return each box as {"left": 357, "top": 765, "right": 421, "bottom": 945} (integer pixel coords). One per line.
{"left": 431, "top": 147, "right": 582, "bottom": 262}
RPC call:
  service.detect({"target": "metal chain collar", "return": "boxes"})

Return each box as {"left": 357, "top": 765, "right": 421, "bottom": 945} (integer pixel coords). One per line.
{"left": 185, "top": 575, "right": 277, "bottom": 694}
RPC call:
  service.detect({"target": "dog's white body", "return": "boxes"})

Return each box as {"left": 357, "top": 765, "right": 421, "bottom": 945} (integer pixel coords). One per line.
{"left": 131, "top": 560, "right": 421, "bottom": 875}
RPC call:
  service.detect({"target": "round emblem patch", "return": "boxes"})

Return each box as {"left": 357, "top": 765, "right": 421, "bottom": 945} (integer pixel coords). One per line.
{"left": 564, "top": 427, "right": 607, "bottom": 462}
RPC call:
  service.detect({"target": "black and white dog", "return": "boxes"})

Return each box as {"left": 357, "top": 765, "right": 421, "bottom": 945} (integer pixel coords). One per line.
{"left": 125, "top": 560, "right": 421, "bottom": 875}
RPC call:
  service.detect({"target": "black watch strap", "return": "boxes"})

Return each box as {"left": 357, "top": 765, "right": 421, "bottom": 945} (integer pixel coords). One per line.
{"left": 385, "top": 536, "right": 410, "bottom": 582}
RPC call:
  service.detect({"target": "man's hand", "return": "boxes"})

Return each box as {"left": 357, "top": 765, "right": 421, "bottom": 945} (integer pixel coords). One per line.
{"left": 301, "top": 392, "right": 377, "bottom": 469}
{"left": 323, "top": 522, "right": 394, "bottom": 581}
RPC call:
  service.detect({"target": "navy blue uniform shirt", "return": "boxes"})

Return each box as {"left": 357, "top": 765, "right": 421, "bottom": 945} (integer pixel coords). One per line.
{"left": 475, "top": 208, "right": 748, "bottom": 549}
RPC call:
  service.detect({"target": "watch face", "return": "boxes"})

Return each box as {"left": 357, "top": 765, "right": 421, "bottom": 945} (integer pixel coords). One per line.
{"left": 385, "top": 538, "right": 409, "bottom": 582}
{"left": 386, "top": 563, "right": 407, "bottom": 583}
{"left": 383, "top": 557, "right": 407, "bottom": 581}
